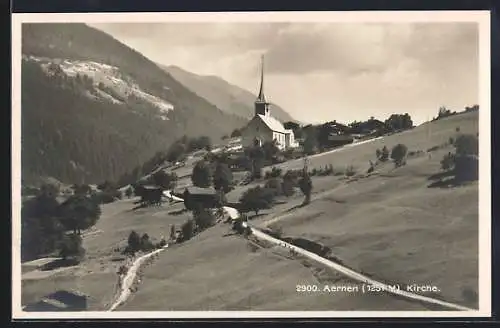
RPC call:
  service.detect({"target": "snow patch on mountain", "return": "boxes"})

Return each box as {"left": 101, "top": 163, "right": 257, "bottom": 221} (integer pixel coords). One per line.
{"left": 23, "top": 55, "right": 174, "bottom": 119}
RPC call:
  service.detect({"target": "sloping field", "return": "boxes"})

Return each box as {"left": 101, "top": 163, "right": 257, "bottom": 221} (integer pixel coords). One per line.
{"left": 260, "top": 149, "right": 478, "bottom": 309}
{"left": 21, "top": 197, "right": 192, "bottom": 310}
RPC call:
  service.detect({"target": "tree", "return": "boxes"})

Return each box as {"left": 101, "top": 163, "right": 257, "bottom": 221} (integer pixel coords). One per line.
{"left": 125, "top": 186, "right": 133, "bottom": 198}
{"left": 262, "top": 140, "right": 280, "bottom": 161}
{"left": 140, "top": 233, "right": 154, "bottom": 251}
{"left": 127, "top": 230, "right": 141, "bottom": 252}
{"left": 97, "top": 180, "right": 116, "bottom": 192}
{"left": 152, "top": 170, "right": 177, "bottom": 190}
{"left": 299, "top": 171, "right": 313, "bottom": 205}
{"left": 239, "top": 186, "right": 274, "bottom": 215}
{"left": 21, "top": 194, "right": 65, "bottom": 261}
{"left": 230, "top": 129, "right": 241, "bottom": 138}
{"left": 303, "top": 131, "right": 318, "bottom": 155}
{"left": 58, "top": 195, "right": 101, "bottom": 235}
{"left": 284, "top": 121, "right": 300, "bottom": 131}
{"left": 391, "top": 143, "right": 408, "bottom": 167}
{"left": 73, "top": 184, "right": 91, "bottom": 196}
{"left": 247, "top": 144, "right": 265, "bottom": 180}
{"left": 440, "top": 152, "right": 455, "bottom": 171}
{"left": 180, "top": 219, "right": 195, "bottom": 242}
{"left": 166, "top": 142, "right": 186, "bottom": 163}
{"left": 193, "top": 208, "right": 216, "bottom": 230}
{"left": 380, "top": 146, "right": 390, "bottom": 162}
{"left": 454, "top": 134, "right": 478, "bottom": 156}
{"left": 213, "top": 162, "right": 233, "bottom": 194}
{"left": 59, "top": 233, "right": 85, "bottom": 261}
{"left": 40, "top": 183, "right": 60, "bottom": 198}
{"left": 191, "top": 160, "right": 212, "bottom": 188}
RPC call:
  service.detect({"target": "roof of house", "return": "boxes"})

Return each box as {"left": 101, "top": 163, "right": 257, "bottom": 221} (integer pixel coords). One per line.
{"left": 184, "top": 186, "right": 217, "bottom": 196}
{"left": 257, "top": 114, "right": 289, "bottom": 134}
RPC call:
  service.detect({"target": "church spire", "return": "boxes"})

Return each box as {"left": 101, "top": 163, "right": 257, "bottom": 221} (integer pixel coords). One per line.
{"left": 257, "top": 54, "right": 266, "bottom": 102}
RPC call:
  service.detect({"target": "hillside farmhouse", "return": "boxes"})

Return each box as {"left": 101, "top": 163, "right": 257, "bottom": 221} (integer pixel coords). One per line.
{"left": 240, "top": 56, "right": 298, "bottom": 151}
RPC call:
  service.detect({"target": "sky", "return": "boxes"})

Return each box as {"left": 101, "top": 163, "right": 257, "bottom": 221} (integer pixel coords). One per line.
{"left": 90, "top": 22, "right": 479, "bottom": 125}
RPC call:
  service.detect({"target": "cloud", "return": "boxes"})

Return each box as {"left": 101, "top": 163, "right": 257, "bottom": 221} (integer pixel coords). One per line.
{"left": 90, "top": 21, "right": 479, "bottom": 125}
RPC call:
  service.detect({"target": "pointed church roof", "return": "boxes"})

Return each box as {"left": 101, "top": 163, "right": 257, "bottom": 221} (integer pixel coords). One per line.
{"left": 257, "top": 114, "right": 287, "bottom": 133}
{"left": 256, "top": 55, "right": 266, "bottom": 103}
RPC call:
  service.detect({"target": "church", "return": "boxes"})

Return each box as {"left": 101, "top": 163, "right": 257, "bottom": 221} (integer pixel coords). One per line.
{"left": 240, "top": 56, "right": 298, "bottom": 151}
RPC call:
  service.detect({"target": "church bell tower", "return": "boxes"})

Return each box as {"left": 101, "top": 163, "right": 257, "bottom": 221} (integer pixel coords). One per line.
{"left": 255, "top": 55, "right": 270, "bottom": 117}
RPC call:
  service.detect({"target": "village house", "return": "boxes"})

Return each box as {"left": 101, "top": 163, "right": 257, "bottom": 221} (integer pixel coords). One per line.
{"left": 240, "top": 56, "right": 298, "bottom": 151}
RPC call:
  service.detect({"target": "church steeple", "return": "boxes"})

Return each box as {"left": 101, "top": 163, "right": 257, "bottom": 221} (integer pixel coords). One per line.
{"left": 257, "top": 55, "right": 266, "bottom": 103}
{"left": 255, "top": 54, "right": 270, "bottom": 117}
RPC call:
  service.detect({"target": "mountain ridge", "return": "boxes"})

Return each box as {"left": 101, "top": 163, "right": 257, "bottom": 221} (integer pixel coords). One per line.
{"left": 21, "top": 23, "right": 247, "bottom": 186}
{"left": 162, "top": 64, "right": 297, "bottom": 124}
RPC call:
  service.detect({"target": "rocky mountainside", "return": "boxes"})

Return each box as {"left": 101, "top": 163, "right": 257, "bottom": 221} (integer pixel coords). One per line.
{"left": 21, "top": 23, "right": 247, "bottom": 186}
{"left": 163, "top": 65, "right": 295, "bottom": 123}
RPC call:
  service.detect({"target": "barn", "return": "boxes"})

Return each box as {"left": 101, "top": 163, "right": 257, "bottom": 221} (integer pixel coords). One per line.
{"left": 182, "top": 186, "right": 221, "bottom": 210}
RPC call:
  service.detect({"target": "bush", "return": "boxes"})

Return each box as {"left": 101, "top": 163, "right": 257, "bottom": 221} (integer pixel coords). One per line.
{"left": 140, "top": 233, "right": 154, "bottom": 251}
{"left": 449, "top": 137, "right": 455, "bottom": 145}
{"left": 456, "top": 127, "right": 461, "bottom": 132}
{"left": 440, "top": 152, "right": 455, "bottom": 171}
{"left": 391, "top": 143, "right": 408, "bottom": 167}
{"left": 345, "top": 165, "right": 356, "bottom": 177}
{"left": 180, "top": 219, "right": 195, "bottom": 242}
{"left": 193, "top": 208, "right": 216, "bottom": 231}
{"left": 379, "top": 146, "right": 389, "bottom": 162}
{"left": 59, "top": 233, "right": 85, "bottom": 261}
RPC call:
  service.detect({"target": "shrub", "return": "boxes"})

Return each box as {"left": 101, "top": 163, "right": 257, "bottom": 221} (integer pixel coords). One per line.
{"left": 391, "top": 143, "right": 408, "bottom": 167}
{"left": 449, "top": 137, "right": 455, "bottom": 145}
{"left": 456, "top": 127, "right": 461, "bottom": 132}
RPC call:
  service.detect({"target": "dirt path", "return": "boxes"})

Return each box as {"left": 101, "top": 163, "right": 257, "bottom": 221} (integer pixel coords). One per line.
{"left": 108, "top": 245, "right": 169, "bottom": 311}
